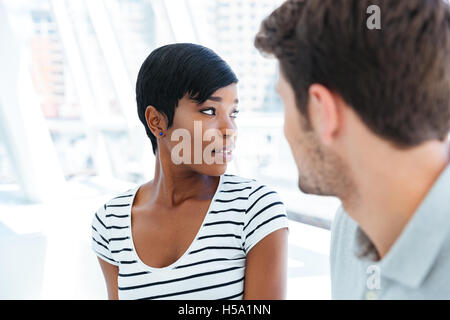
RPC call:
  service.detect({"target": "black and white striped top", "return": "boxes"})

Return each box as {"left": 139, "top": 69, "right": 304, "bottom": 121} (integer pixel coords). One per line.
{"left": 91, "top": 174, "right": 289, "bottom": 300}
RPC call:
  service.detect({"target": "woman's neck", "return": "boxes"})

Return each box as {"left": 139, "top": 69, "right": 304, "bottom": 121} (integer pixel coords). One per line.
{"left": 150, "top": 151, "right": 219, "bottom": 208}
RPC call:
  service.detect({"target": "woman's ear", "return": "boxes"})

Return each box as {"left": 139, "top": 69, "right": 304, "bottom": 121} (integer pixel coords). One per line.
{"left": 308, "top": 84, "right": 341, "bottom": 146}
{"left": 145, "top": 105, "right": 168, "bottom": 137}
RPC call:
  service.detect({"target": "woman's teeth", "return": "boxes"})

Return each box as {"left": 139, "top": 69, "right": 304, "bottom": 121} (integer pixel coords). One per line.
{"left": 213, "top": 149, "right": 232, "bottom": 154}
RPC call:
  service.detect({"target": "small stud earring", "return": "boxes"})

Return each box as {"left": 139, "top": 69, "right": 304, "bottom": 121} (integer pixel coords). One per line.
{"left": 159, "top": 132, "right": 163, "bottom": 136}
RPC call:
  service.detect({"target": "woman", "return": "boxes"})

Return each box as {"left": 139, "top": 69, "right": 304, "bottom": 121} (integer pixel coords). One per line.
{"left": 91, "top": 43, "right": 289, "bottom": 300}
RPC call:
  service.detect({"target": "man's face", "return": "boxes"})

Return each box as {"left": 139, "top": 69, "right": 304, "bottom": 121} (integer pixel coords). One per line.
{"left": 276, "top": 68, "right": 348, "bottom": 196}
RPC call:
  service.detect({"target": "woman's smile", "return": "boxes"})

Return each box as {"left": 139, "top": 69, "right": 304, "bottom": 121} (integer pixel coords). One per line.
{"left": 211, "top": 145, "right": 234, "bottom": 162}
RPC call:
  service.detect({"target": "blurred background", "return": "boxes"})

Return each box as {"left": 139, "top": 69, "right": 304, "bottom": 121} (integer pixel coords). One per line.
{"left": 0, "top": 0, "right": 341, "bottom": 299}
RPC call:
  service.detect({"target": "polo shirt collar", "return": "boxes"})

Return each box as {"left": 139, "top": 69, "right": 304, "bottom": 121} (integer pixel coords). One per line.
{"left": 354, "top": 164, "right": 450, "bottom": 288}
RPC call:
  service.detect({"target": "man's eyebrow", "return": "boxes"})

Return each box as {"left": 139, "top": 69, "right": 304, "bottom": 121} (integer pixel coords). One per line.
{"left": 207, "top": 96, "right": 239, "bottom": 104}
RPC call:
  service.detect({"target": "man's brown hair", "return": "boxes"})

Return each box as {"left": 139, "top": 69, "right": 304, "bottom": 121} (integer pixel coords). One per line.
{"left": 255, "top": 0, "right": 450, "bottom": 147}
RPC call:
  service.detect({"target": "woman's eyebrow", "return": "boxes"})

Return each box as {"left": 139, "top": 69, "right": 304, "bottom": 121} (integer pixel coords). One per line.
{"left": 208, "top": 96, "right": 222, "bottom": 102}
{"left": 208, "top": 96, "right": 239, "bottom": 104}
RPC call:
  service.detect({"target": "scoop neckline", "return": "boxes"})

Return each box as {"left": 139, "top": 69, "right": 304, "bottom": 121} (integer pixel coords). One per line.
{"left": 127, "top": 174, "right": 224, "bottom": 272}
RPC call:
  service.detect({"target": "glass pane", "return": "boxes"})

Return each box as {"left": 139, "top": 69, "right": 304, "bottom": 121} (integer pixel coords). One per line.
{"left": 0, "top": 137, "right": 17, "bottom": 185}
{"left": 104, "top": 0, "right": 156, "bottom": 84}
{"left": 3, "top": 0, "right": 96, "bottom": 178}
{"left": 64, "top": 0, "right": 123, "bottom": 118}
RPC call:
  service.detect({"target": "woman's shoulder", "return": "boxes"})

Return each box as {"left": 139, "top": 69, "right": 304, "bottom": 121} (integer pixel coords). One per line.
{"left": 221, "top": 174, "right": 288, "bottom": 253}
{"left": 94, "top": 186, "right": 139, "bottom": 221}
{"left": 221, "top": 173, "right": 283, "bottom": 202}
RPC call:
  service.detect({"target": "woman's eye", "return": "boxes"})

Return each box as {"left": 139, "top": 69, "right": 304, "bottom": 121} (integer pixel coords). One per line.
{"left": 200, "top": 108, "right": 215, "bottom": 116}
{"left": 231, "top": 109, "right": 240, "bottom": 118}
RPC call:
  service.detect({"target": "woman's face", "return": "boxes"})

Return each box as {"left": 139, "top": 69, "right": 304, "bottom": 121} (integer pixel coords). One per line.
{"left": 160, "top": 83, "right": 239, "bottom": 176}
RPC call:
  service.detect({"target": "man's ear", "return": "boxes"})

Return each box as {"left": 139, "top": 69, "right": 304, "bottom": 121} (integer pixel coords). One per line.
{"left": 308, "top": 84, "right": 341, "bottom": 145}
{"left": 145, "top": 105, "right": 168, "bottom": 137}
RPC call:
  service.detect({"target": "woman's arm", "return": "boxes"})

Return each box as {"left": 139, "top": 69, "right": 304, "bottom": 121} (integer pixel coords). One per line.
{"left": 97, "top": 258, "right": 119, "bottom": 300}
{"left": 243, "top": 228, "right": 289, "bottom": 299}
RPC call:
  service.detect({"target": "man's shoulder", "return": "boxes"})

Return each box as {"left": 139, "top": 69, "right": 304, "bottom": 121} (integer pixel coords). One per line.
{"left": 331, "top": 206, "right": 358, "bottom": 243}
{"left": 330, "top": 206, "right": 366, "bottom": 299}
{"left": 329, "top": 206, "right": 360, "bottom": 273}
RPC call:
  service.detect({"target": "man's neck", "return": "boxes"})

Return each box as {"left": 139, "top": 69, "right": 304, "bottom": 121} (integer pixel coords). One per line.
{"left": 343, "top": 140, "right": 450, "bottom": 260}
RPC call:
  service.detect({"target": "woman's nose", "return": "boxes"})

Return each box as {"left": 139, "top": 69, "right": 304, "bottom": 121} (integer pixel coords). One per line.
{"left": 218, "top": 114, "right": 237, "bottom": 137}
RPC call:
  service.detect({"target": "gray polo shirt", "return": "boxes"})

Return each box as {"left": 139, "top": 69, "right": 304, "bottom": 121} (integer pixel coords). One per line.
{"left": 330, "top": 164, "right": 450, "bottom": 299}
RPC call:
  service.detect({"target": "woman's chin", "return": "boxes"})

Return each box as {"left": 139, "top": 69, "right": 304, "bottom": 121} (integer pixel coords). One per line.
{"left": 185, "top": 162, "right": 229, "bottom": 177}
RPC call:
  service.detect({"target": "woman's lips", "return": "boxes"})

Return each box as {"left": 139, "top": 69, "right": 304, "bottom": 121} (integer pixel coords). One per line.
{"left": 211, "top": 147, "right": 233, "bottom": 162}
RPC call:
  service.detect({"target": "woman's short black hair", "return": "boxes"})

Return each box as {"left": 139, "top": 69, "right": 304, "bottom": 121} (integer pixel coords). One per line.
{"left": 136, "top": 43, "right": 238, "bottom": 155}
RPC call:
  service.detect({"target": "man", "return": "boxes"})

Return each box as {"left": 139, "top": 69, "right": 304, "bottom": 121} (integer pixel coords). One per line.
{"left": 255, "top": 0, "right": 450, "bottom": 299}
